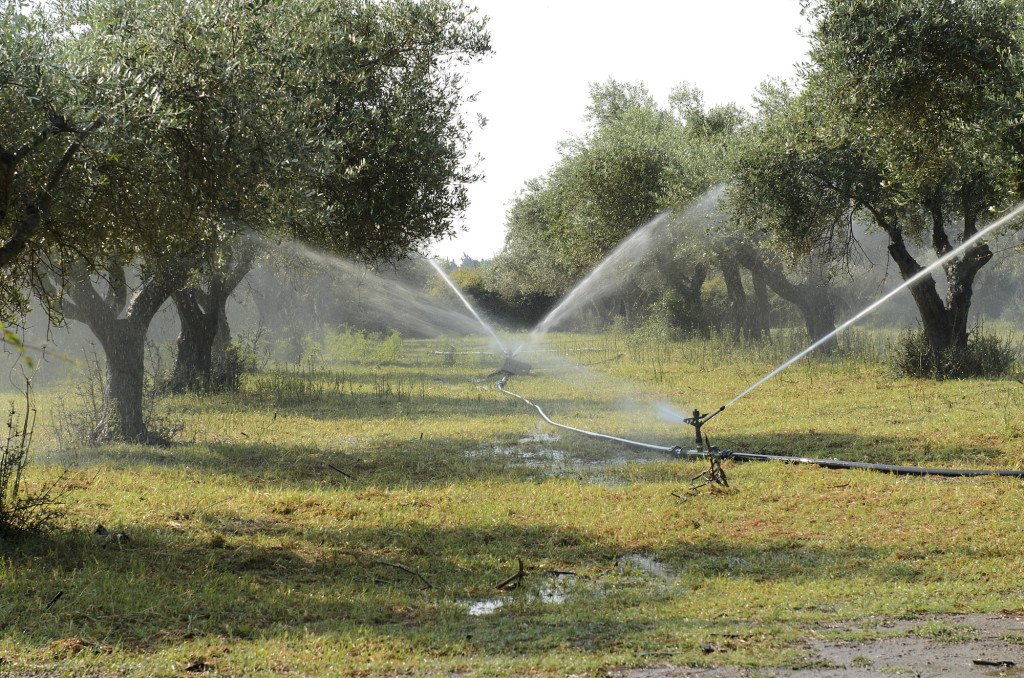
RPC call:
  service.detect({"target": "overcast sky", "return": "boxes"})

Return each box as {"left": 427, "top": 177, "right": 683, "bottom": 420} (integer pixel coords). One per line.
{"left": 429, "top": 0, "right": 813, "bottom": 262}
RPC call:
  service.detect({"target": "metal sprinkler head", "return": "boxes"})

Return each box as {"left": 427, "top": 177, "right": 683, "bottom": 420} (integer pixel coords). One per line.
{"left": 682, "top": 406, "right": 725, "bottom": 452}
{"left": 677, "top": 406, "right": 734, "bottom": 491}
{"left": 487, "top": 354, "right": 533, "bottom": 380}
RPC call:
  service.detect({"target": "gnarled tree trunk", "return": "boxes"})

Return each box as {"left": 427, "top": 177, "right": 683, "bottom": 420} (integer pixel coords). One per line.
{"left": 733, "top": 243, "right": 837, "bottom": 345}
{"left": 168, "top": 241, "right": 255, "bottom": 392}
{"left": 53, "top": 259, "right": 185, "bottom": 442}
{"left": 877, "top": 198, "right": 993, "bottom": 359}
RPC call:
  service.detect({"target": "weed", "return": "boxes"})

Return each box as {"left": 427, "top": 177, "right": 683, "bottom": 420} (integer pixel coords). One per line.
{"left": 1, "top": 385, "right": 64, "bottom": 536}
{"left": 913, "top": 621, "right": 977, "bottom": 643}
{"left": 889, "top": 323, "right": 1019, "bottom": 379}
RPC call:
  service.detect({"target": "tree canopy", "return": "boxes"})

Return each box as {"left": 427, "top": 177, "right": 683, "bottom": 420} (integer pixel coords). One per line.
{"left": 1, "top": 0, "right": 490, "bottom": 439}
{"left": 489, "top": 79, "right": 741, "bottom": 305}
{"left": 729, "top": 0, "right": 1024, "bottom": 366}
{"left": 1, "top": 0, "right": 490, "bottom": 315}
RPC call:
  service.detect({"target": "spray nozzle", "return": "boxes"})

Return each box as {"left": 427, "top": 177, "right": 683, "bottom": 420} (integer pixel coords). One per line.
{"left": 682, "top": 406, "right": 726, "bottom": 453}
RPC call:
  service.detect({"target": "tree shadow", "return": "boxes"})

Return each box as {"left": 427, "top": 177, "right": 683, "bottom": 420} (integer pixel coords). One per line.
{"left": 1, "top": 517, "right": 981, "bottom": 662}
{"left": 66, "top": 432, "right": 682, "bottom": 490}
{"left": 63, "top": 426, "right": 1018, "bottom": 494}
{"left": 174, "top": 386, "right": 629, "bottom": 425}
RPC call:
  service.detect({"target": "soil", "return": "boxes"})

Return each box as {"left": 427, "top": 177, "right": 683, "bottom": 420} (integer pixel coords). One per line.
{"left": 608, "top": 613, "right": 1024, "bottom": 677}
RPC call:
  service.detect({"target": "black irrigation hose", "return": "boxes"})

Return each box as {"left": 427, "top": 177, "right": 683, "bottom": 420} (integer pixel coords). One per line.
{"left": 497, "top": 383, "right": 1024, "bottom": 479}
{"left": 726, "top": 450, "right": 1024, "bottom": 478}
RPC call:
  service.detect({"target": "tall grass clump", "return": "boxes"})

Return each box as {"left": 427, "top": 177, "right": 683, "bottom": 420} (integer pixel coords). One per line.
{"left": 1, "top": 388, "right": 64, "bottom": 537}
{"left": 321, "top": 328, "right": 404, "bottom": 365}
{"left": 247, "top": 363, "right": 354, "bottom": 404}
{"left": 889, "top": 323, "right": 1019, "bottom": 379}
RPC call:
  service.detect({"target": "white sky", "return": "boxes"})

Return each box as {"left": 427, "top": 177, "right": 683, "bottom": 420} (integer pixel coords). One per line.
{"left": 429, "top": 0, "right": 813, "bottom": 262}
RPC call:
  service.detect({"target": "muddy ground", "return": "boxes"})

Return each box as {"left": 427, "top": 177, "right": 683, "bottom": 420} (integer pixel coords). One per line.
{"left": 609, "top": 613, "right": 1024, "bottom": 677}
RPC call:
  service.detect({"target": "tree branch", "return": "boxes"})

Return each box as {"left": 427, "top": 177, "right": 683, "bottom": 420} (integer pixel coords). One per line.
{"left": 11, "top": 115, "right": 72, "bottom": 164}
{"left": 0, "top": 118, "right": 102, "bottom": 269}
{"left": 58, "top": 260, "right": 115, "bottom": 329}
{"left": 125, "top": 265, "right": 188, "bottom": 325}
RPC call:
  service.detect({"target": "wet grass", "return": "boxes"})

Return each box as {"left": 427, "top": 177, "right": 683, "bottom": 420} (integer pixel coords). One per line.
{"left": 1, "top": 330, "right": 1023, "bottom": 676}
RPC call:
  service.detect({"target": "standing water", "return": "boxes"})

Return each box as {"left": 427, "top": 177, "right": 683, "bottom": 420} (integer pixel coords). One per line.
{"left": 723, "top": 200, "right": 1024, "bottom": 410}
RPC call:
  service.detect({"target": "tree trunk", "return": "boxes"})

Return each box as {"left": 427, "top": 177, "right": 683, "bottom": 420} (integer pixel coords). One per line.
{"left": 750, "top": 268, "right": 770, "bottom": 340}
{"left": 885, "top": 236, "right": 953, "bottom": 353}
{"left": 168, "top": 290, "right": 218, "bottom": 392}
{"left": 168, "top": 241, "right": 255, "bottom": 392}
{"left": 54, "top": 259, "right": 185, "bottom": 443}
{"left": 93, "top": 321, "right": 149, "bottom": 441}
{"left": 719, "top": 259, "right": 751, "bottom": 337}
{"left": 876, "top": 200, "right": 993, "bottom": 361}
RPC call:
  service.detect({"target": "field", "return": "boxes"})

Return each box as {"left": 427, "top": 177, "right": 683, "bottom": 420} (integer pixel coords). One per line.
{"left": 2, "top": 329, "right": 1024, "bottom": 676}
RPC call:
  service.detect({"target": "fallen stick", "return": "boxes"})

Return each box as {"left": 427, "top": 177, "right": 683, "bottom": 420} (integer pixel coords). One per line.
{"left": 495, "top": 558, "right": 525, "bottom": 590}
{"left": 370, "top": 559, "right": 437, "bottom": 590}
{"left": 44, "top": 591, "right": 63, "bottom": 610}
{"left": 327, "top": 463, "right": 355, "bottom": 480}
{"left": 336, "top": 550, "right": 436, "bottom": 590}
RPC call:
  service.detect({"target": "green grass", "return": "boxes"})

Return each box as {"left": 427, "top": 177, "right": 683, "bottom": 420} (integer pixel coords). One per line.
{"left": 1, "top": 330, "right": 1023, "bottom": 676}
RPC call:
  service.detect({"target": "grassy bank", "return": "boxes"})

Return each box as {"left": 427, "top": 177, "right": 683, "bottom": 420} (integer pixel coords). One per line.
{"left": 1, "top": 330, "right": 1023, "bottom": 676}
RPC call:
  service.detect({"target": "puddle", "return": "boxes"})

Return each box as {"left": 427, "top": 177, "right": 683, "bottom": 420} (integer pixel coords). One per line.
{"left": 465, "top": 578, "right": 572, "bottom": 616}
{"left": 467, "top": 598, "right": 505, "bottom": 616}
{"left": 618, "top": 554, "right": 673, "bottom": 579}
{"left": 464, "top": 434, "right": 664, "bottom": 486}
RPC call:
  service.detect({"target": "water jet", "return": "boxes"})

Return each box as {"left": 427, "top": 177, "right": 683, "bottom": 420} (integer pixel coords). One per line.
{"left": 424, "top": 197, "right": 1024, "bottom": 481}
{"left": 427, "top": 258, "right": 506, "bottom": 352}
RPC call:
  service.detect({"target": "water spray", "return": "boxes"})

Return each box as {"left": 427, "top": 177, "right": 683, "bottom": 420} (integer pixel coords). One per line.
{"left": 424, "top": 204, "right": 1024, "bottom": 481}
{"left": 723, "top": 199, "right": 1024, "bottom": 411}
{"left": 427, "top": 258, "right": 506, "bottom": 352}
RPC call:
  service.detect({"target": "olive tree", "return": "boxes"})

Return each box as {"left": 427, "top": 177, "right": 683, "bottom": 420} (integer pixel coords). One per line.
{"left": 6, "top": 0, "right": 490, "bottom": 440}
{"left": 489, "top": 80, "right": 731, "bottom": 322}
{"left": 734, "top": 0, "right": 1024, "bottom": 364}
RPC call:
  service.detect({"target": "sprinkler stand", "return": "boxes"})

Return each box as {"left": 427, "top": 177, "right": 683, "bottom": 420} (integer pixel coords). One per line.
{"left": 487, "top": 355, "right": 533, "bottom": 379}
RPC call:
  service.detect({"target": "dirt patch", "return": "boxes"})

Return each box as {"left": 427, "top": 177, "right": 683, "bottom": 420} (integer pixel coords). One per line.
{"left": 608, "top": 613, "right": 1024, "bottom": 677}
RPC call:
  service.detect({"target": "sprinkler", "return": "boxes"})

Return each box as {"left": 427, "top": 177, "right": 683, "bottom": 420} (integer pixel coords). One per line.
{"left": 496, "top": 380, "right": 1024, "bottom": 479}
{"left": 682, "top": 406, "right": 725, "bottom": 453}
{"left": 487, "top": 354, "right": 532, "bottom": 379}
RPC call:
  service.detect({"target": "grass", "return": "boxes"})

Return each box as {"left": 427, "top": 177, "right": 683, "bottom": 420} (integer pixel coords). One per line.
{"left": 1, "top": 329, "right": 1023, "bottom": 676}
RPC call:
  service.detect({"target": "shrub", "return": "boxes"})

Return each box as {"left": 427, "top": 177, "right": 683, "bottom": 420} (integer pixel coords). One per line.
{"left": 322, "top": 327, "right": 404, "bottom": 365}
{"left": 1, "top": 388, "right": 65, "bottom": 537}
{"left": 210, "top": 341, "right": 259, "bottom": 392}
{"left": 889, "top": 323, "right": 1019, "bottom": 379}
